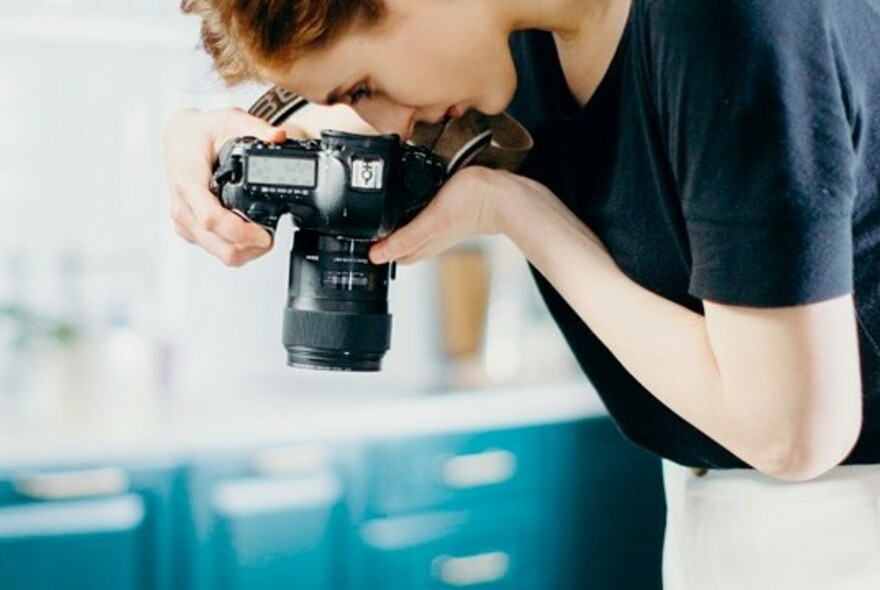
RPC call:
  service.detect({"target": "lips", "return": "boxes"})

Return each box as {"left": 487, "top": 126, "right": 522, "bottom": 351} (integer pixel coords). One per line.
{"left": 425, "top": 105, "right": 465, "bottom": 127}
{"left": 446, "top": 105, "right": 464, "bottom": 120}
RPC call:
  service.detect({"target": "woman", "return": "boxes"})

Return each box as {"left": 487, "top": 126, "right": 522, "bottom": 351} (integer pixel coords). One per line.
{"left": 164, "top": 0, "right": 880, "bottom": 587}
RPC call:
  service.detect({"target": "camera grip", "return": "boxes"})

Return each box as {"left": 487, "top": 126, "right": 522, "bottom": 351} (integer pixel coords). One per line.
{"left": 221, "top": 186, "right": 282, "bottom": 233}
{"left": 211, "top": 138, "right": 284, "bottom": 232}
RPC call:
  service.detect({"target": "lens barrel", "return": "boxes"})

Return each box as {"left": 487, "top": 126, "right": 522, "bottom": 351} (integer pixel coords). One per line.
{"left": 283, "top": 232, "right": 392, "bottom": 371}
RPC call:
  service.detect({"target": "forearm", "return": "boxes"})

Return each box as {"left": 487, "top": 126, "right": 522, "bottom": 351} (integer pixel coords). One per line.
{"left": 497, "top": 178, "right": 860, "bottom": 478}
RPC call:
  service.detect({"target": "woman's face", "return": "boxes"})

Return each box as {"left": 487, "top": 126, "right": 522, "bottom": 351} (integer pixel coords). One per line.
{"left": 261, "top": 0, "right": 518, "bottom": 139}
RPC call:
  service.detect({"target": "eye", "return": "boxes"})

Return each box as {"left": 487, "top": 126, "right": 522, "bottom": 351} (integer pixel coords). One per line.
{"left": 348, "top": 83, "right": 373, "bottom": 105}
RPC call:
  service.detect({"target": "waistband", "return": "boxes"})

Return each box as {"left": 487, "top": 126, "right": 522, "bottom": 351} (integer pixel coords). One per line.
{"left": 664, "top": 460, "right": 880, "bottom": 501}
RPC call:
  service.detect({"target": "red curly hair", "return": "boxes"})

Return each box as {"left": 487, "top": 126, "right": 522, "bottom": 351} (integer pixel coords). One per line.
{"left": 181, "top": 0, "right": 384, "bottom": 85}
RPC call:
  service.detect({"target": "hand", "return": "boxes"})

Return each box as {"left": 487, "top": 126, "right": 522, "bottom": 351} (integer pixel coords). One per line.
{"left": 162, "top": 107, "right": 304, "bottom": 266}
{"left": 369, "top": 166, "right": 520, "bottom": 264}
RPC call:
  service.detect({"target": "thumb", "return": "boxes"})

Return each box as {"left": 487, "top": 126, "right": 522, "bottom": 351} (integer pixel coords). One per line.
{"left": 370, "top": 214, "right": 435, "bottom": 264}
{"left": 242, "top": 117, "right": 287, "bottom": 144}
{"left": 258, "top": 126, "right": 287, "bottom": 143}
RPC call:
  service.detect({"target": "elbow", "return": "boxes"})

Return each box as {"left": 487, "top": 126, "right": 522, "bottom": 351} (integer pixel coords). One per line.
{"left": 752, "top": 415, "right": 862, "bottom": 482}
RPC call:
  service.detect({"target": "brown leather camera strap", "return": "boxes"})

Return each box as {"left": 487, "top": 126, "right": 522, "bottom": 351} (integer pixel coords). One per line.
{"left": 248, "top": 85, "right": 533, "bottom": 174}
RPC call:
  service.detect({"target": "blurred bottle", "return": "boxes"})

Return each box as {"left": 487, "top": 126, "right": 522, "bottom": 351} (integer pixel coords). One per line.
{"left": 437, "top": 244, "right": 491, "bottom": 387}
{"left": 437, "top": 238, "right": 580, "bottom": 389}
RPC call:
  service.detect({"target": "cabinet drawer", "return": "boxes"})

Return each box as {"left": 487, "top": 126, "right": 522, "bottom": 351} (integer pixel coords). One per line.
{"left": 0, "top": 495, "right": 146, "bottom": 590}
{"left": 365, "top": 427, "right": 543, "bottom": 516}
{"left": 356, "top": 498, "right": 542, "bottom": 590}
{"left": 187, "top": 443, "right": 349, "bottom": 590}
{"left": 0, "top": 460, "right": 182, "bottom": 590}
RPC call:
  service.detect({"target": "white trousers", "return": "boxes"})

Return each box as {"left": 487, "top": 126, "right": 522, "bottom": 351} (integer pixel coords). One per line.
{"left": 662, "top": 460, "right": 880, "bottom": 590}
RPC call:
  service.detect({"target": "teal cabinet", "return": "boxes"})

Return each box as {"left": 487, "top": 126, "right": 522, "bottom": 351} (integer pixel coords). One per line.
{"left": 0, "top": 412, "right": 666, "bottom": 590}
{"left": 186, "top": 444, "right": 349, "bottom": 590}
{"left": 543, "top": 417, "right": 665, "bottom": 589}
{"left": 355, "top": 418, "right": 665, "bottom": 589}
{"left": 355, "top": 499, "right": 542, "bottom": 590}
{"left": 0, "top": 494, "right": 145, "bottom": 590}
{"left": 353, "top": 427, "right": 547, "bottom": 589}
{"left": 362, "top": 427, "right": 543, "bottom": 517}
{"left": 0, "top": 461, "right": 183, "bottom": 590}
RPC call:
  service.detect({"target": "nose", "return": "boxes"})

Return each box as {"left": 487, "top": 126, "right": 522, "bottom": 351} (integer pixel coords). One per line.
{"left": 352, "top": 97, "right": 417, "bottom": 140}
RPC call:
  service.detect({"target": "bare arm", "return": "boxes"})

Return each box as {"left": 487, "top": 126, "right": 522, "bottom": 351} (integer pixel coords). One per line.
{"left": 370, "top": 167, "right": 863, "bottom": 480}
{"left": 499, "top": 173, "right": 862, "bottom": 481}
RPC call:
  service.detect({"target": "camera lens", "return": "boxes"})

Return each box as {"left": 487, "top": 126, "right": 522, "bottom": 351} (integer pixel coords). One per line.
{"left": 283, "top": 231, "right": 392, "bottom": 371}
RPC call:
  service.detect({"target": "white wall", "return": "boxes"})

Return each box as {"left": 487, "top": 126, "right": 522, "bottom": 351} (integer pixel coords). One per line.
{"left": 0, "top": 2, "right": 579, "bottom": 407}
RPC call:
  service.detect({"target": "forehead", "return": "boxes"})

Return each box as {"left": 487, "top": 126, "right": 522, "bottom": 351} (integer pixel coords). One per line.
{"left": 262, "top": 30, "right": 374, "bottom": 104}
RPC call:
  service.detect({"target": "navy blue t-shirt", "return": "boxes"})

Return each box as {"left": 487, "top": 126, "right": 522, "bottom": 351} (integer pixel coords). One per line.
{"left": 507, "top": 0, "right": 880, "bottom": 468}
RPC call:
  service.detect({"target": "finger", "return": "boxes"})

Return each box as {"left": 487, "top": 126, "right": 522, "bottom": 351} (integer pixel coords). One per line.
{"left": 280, "top": 121, "right": 310, "bottom": 140}
{"left": 173, "top": 218, "right": 196, "bottom": 244}
{"left": 369, "top": 205, "right": 446, "bottom": 264}
{"left": 172, "top": 198, "right": 271, "bottom": 266}
{"left": 171, "top": 184, "right": 272, "bottom": 248}
{"left": 214, "top": 108, "right": 287, "bottom": 153}
{"left": 195, "top": 228, "right": 271, "bottom": 267}
{"left": 182, "top": 178, "right": 273, "bottom": 247}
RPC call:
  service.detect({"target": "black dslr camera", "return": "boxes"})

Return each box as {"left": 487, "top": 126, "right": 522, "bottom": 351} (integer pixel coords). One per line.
{"left": 212, "top": 131, "right": 446, "bottom": 371}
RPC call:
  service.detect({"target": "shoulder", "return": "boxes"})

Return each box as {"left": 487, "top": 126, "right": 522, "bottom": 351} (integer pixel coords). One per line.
{"left": 635, "top": 0, "right": 847, "bottom": 93}
{"left": 640, "top": 0, "right": 834, "bottom": 50}
{"left": 642, "top": 0, "right": 828, "bottom": 28}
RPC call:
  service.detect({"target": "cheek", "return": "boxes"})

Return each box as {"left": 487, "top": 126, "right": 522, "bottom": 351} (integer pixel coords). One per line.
{"left": 373, "top": 30, "right": 517, "bottom": 112}
{"left": 451, "top": 34, "right": 517, "bottom": 111}
{"left": 403, "top": 55, "right": 513, "bottom": 110}
{"left": 378, "top": 50, "right": 468, "bottom": 105}
{"left": 452, "top": 41, "right": 517, "bottom": 115}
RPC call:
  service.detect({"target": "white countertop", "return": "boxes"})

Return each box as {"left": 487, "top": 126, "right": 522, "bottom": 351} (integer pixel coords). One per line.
{"left": 0, "top": 378, "right": 606, "bottom": 468}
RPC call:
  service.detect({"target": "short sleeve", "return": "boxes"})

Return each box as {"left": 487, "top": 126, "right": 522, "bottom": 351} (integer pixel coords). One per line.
{"left": 646, "top": 0, "right": 857, "bottom": 306}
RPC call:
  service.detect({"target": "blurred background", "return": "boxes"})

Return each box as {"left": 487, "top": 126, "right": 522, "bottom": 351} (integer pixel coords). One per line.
{"left": 0, "top": 0, "right": 582, "bottom": 412}
{"left": 0, "top": 3, "right": 666, "bottom": 590}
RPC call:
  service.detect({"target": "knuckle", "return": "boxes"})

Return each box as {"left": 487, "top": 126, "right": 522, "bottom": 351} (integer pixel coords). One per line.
{"left": 169, "top": 202, "right": 187, "bottom": 223}
{"left": 199, "top": 211, "right": 221, "bottom": 232}
{"left": 220, "top": 243, "right": 257, "bottom": 267}
{"left": 218, "top": 247, "right": 243, "bottom": 267}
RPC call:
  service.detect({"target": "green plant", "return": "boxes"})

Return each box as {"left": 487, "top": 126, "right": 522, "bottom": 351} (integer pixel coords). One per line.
{"left": 0, "top": 303, "right": 78, "bottom": 350}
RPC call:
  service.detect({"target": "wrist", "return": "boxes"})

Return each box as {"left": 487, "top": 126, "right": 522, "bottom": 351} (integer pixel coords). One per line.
{"left": 494, "top": 174, "right": 550, "bottom": 240}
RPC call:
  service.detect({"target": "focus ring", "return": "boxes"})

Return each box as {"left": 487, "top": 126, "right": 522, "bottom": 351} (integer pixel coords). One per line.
{"left": 283, "top": 308, "right": 392, "bottom": 353}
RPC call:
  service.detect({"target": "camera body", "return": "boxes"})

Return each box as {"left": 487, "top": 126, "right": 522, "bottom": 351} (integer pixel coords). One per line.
{"left": 213, "top": 130, "right": 446, "bottom": 238}
{"left": 212, "top": 130, "right": 446, "bottom": 372}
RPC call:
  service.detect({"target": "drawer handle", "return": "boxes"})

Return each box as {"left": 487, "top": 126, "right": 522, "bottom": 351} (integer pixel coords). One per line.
{"left": 433, "top": 551, "right": 511, "bottom": 586}
{"left": 441, "top": 449, "right": 517, "bottom": 489}
{"left": 252, "top": 443, "right": 331, "bottom": 476}
{"left": 13, "top": 467, "right": 129, "bottom": 500}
